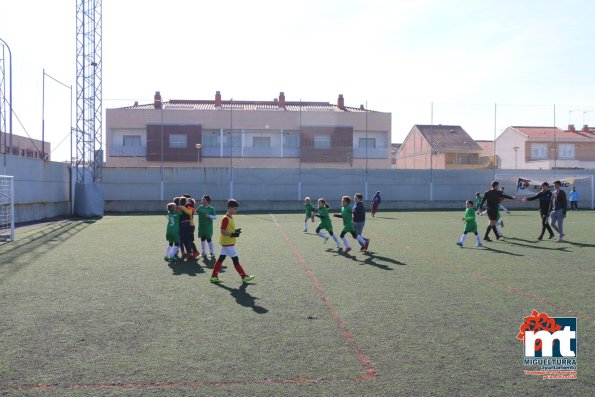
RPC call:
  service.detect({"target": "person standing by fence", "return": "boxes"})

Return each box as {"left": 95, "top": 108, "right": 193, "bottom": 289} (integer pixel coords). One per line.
{"left": 371, "top": 191, "right": 382, "bottom": 217}
{"left": 569, "top": 186, "right": 579, "bottom": 211}
{"left": 549, "top": 181, "right": 568, "bottom": 243}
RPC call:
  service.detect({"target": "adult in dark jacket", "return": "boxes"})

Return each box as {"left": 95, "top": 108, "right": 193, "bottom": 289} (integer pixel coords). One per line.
{"left": 523, "top": 182, "right": 554, "bottom": 240}
{"left": 549, "top": 180, "right": 568, "bottom": 243}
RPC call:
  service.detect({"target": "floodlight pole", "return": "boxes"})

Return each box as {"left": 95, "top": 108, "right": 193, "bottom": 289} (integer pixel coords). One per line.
{"left": 0, "top": 37, "right": 13, "bottom": 170}
{"left": 230, "top": 98, "right": 234, "bottom": 198}
{"left": 365, "top": 100, "right": 369, "bottom": 199}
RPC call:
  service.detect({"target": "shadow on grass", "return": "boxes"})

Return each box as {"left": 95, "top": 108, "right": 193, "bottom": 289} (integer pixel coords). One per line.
{"left": 371, "top": 216, "right": 396, "bottom": 219}
{"left": 329, "top": 249, "right": 404, "bottom": 270}
{"left": 503, "top": 237, "right": 572, "bottom": 252}
{"left": 564, "top": 241, "right": 595, "bottom": 248}
{"left": 480, "top": 245, "right": 524, "bottom": 256}
{"left": 214, "top": 283, "right": 268, "bottom": 314}
{"left": 0, "top": 219, "right": 95, "bottom": 272}
{"left": 167, "top": 260, "right": 205, "bottom": 276}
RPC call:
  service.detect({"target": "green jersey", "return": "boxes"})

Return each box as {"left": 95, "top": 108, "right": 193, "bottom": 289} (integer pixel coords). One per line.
{"left": 340, "top": 204, "right": 355, "bottom": 233}
{"left": 464, "top": 207, "right": 477, "bottom": 233}
{"left": 316, "top": 206, "right": 333, "bottom": 232}
{"left": 305, "top": 202, "right": 315, "bottom": 216}
{"left": 166, "top": 210, "right": 181, "bottom": 243}
{"left": 196, "top": 205, "right": 216, "bottom": 238}
{"left": 474, "top": 195, "right": 482, "bottom": 209}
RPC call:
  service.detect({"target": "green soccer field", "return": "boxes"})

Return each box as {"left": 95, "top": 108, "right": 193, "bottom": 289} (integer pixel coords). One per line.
{"left": 0, "top": 211, "right": 593, "bottom": 396}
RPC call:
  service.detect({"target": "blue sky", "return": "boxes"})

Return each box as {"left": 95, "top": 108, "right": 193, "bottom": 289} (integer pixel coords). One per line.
{"left": 1, "top": 0, "right": 594, "bottom": 161}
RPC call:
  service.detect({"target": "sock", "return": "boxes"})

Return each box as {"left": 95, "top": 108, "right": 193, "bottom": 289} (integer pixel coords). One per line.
{"left": 476, "top": 234, "right": 482, "bottom": 244}
{"left": 484, "top": 226, "right": 492, "bottom": 238}
{"left": 201, "top": 240, "right": 207, "bottom": 253}
{"left": 459, "top": 234, "right": 467, "bottom": 244}
{"left": 356, "top": 235, "right": 366, "bottom": 245}
{"left": 318, "top": 231, "right": 328, "bottom": 239}
{"left": 341, "top": 237, "right": 350, "bottom": 249}
{"left": 171, "top": 246, "right": 179, "bottom": 257}
{"left": 208, "top": 241, "right": 215, "bottom": 255}
{"left": 212, "top": 261, "right": 223, "bottom": 277}
{"left": 332, "top": 234, "right": 341, "bottom": 246}
{"left": 304, "top": 222, "right": 308, "bottom": 229}
{"left": 234, "top": 263, "right": 246, "bottom": 278}
{"left": 165, "top": 246, "right": 171, "bottom": 257}
{"left": 494, "top": 225, "right": 501, "bottom": 235}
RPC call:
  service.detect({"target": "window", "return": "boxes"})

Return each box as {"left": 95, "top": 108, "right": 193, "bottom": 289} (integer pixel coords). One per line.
{"left": 253, "top": 136, "right": 271, "bottom": 148}
{"left": 169, "top": 134, "right": 187, "bottom": 149}
{"left": 123, "top": 135, "right": 142, "bottom": 147}
{"left": 283, "top": 134, "right": 300, "bottom": 148}
{"left": 203, "top": 133, "right": 220, "bottom": 148}
{"left": 314, "top": 135, "right": 331, "bottom": 149}
{"left": 359, "top": 137, "right": 376, "bottom": 149}
{"left": 531, "top": 144, "right": 547, "bottom": 160}
{"left": 558, "top": 144, "right": 575, "bottom": 159}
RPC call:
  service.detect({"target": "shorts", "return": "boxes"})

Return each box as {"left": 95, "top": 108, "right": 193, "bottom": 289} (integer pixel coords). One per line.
{"left": 487, "top": 208, "right": 499, "bottom": 221}
{"left": 220, "top": 245, "right": 238, "bottom": 257}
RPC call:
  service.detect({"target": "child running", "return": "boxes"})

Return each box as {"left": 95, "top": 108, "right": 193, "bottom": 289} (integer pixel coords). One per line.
{"left": 314, "top": 198, "right": 341, "bottom": 249}
{"left": 352, "top": 193, "right": 370, "bottom": 251}
{"left": 333, "top": 195, "right": 368, "bottom": 253}
{"left": 197, "top": 195, "right": 217, "bottom": 258}
{"left": 456, "top": 200, "right": 483, "bottom": 248}
{"left": 209, "top": 199, "right": 255, "bottom": 284}
{"left": 303, "top": 196, "right": 316, "bottom": 232}
{"left": 164, "top": 202, "right": 181, "bottom": 261}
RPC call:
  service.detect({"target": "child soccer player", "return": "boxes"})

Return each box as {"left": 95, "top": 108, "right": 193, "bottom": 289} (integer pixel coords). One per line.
{"left": 352, "top": 193, "right": 370, "bottom": 251}
{"left": 474, "top": 192, "right": 482, "bottom": 211}
{"left": 303, "top": 196, "right": 316, "bottom": 232}
{"left": 178, "top": 196, "right": 198, "bottom": 260}
{"left": 165, "top": 202, "right": 181, "bottom": 261}
{"left": 209, "top": 199, "right": 255, "bottom": 284}
{"left": 197, "top": 195, "right": 217, "bottom": 258}
{"left": 314, "top": 198, "right": 341, "bottom": 249}
{"left": 333, "top": 195, "right": 368, "bottom": 253}
{"left": 186, "top": 197, "right": 200, "bottom": 259}
{"left": 457, "top": 200, "right": 483, "bottom": 248}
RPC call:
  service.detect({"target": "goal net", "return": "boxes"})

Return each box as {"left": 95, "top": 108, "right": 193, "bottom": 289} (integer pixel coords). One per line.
{"left": 0, "top": 175, "right": 14, "bottom": 242}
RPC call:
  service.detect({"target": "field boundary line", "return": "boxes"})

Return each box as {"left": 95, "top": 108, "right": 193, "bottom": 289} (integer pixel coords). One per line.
{"left": 270, "top": 213, "right": 377, "bottom": 379}
{"left": 372, "top": 232, "right": 595, "bottom": 325}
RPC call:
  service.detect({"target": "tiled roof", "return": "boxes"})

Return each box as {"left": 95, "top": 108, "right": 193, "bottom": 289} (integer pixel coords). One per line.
{"left": 415, "top": 125, "right": 482, "bottom": 152}
{"left": 120, "top": 100, "right": 368, "bottom": 112}
{"left": 511, "top": 126, "right": 595, "bottom": 139}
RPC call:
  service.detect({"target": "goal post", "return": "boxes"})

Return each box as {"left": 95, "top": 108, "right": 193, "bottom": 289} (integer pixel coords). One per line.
{"left": 0, "top": 175, "right": 15, "bottom": 242}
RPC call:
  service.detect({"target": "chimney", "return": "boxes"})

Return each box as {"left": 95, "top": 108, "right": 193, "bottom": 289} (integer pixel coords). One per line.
{"left": 568, "top": 124, "right": 575, "bottom": 132}
{"left": 154, "top": 91, "right": 162, "bottom": 109}
{"left": 215, "top": 91, "right": 222, "bottom": 108}
{"left": 360, "top": 104, "right": 365, "bottom": 110}
{"left": 582, "top": 124, "right": 589, "bottom": 132}
{"left": 338, "top": 94, "right": 345, "bottom": 110}
{"left": 278, "top": 92, "right": 286, "bottom": 109}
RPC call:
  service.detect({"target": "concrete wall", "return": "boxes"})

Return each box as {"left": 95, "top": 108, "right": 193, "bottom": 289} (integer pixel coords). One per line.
{"left": 2, "top": 155, "right": 71, "bottom": 223}
{"left": 3, "top": 155, "right": 593, "bottom": 223}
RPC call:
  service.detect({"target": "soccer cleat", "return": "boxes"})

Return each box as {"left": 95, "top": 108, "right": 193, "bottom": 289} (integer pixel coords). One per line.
{"left": 323, "top": 236, "right": 329, "bottom": 244}
{"left": 242, "top": 275, "right": 255, "bottom": 283}
{"left": 363, "top": 239, "right": 370, "bottom": 251}
{"left": 344, "top": 247, "right": 352, "bottom": 253}
{"left": 456, "top": 242, "right": 463, "bottom": 247}
{"left": 484, "top": 236, "right": 492, "bottom": 242}
{"left": 191, "top": 251, "right": 200, "bottom": 259}
{"left": 164, "top": 256, "right": 170, "bottom": 261}
{"left": 496, "top": 234, "right": 503, "bottom": 240}
{"left": 336, "top": 245, "right": 342, "bottom": 249}
{"left": 548, "top": 234, "right": 555, "bottom": 239}
{"left": 555, "top": 238, "right": 565, "bottom": 243}
{"left": 209, "top": 253, "right": 216, "bottom": 259}
{"left": 475, "top": 243, "right": 483, "bottom": 248}
{"left": 303, "top": 228, "right": 308, "bottom": 232}
{"left": 210, "top": 276, "right": 222, "bottom": 283}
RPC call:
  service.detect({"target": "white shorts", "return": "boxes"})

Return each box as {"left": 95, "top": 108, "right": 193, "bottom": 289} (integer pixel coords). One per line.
{"left": 220, "top": 245, "right": 238, "bottom": 257}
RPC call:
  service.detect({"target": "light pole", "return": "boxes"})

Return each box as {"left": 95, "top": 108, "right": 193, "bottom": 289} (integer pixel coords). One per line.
{"left": 0, "top": 37, "right": 12, "bottom": 169}
{"left": 568, "top": 108, "right": 581, "bottom": 126}
{"left": 513, "top": 146, "right": 519, "bottom": 169}
{"left": 195, "top": 143, "right": 201, "bottom": 164}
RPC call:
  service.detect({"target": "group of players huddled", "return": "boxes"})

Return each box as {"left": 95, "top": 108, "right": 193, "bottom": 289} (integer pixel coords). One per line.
{"left": 304, "top": 194, "right": 370, "bottom": 254}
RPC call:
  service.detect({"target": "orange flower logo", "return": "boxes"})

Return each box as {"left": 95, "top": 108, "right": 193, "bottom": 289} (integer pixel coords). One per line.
{"left": 517, "top": 310, "right": 562, "bottom": 352}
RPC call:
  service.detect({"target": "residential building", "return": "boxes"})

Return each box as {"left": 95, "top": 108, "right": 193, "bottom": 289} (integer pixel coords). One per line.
{"left": 1, "top": 133, "right": 50, "bottom": 160}
{"left": 395, "top": 124, "right": 488, "bottom": 169}
{"left": 495, "top": 125, "right": 595, "bottom": 169}
{"left": 105, "top": 91, "right": 391, "bottom": 168}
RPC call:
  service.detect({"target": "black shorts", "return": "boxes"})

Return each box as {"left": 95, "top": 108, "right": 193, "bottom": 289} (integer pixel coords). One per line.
{"left": 487, "top": 208, "right": 499, "bottom": 221}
